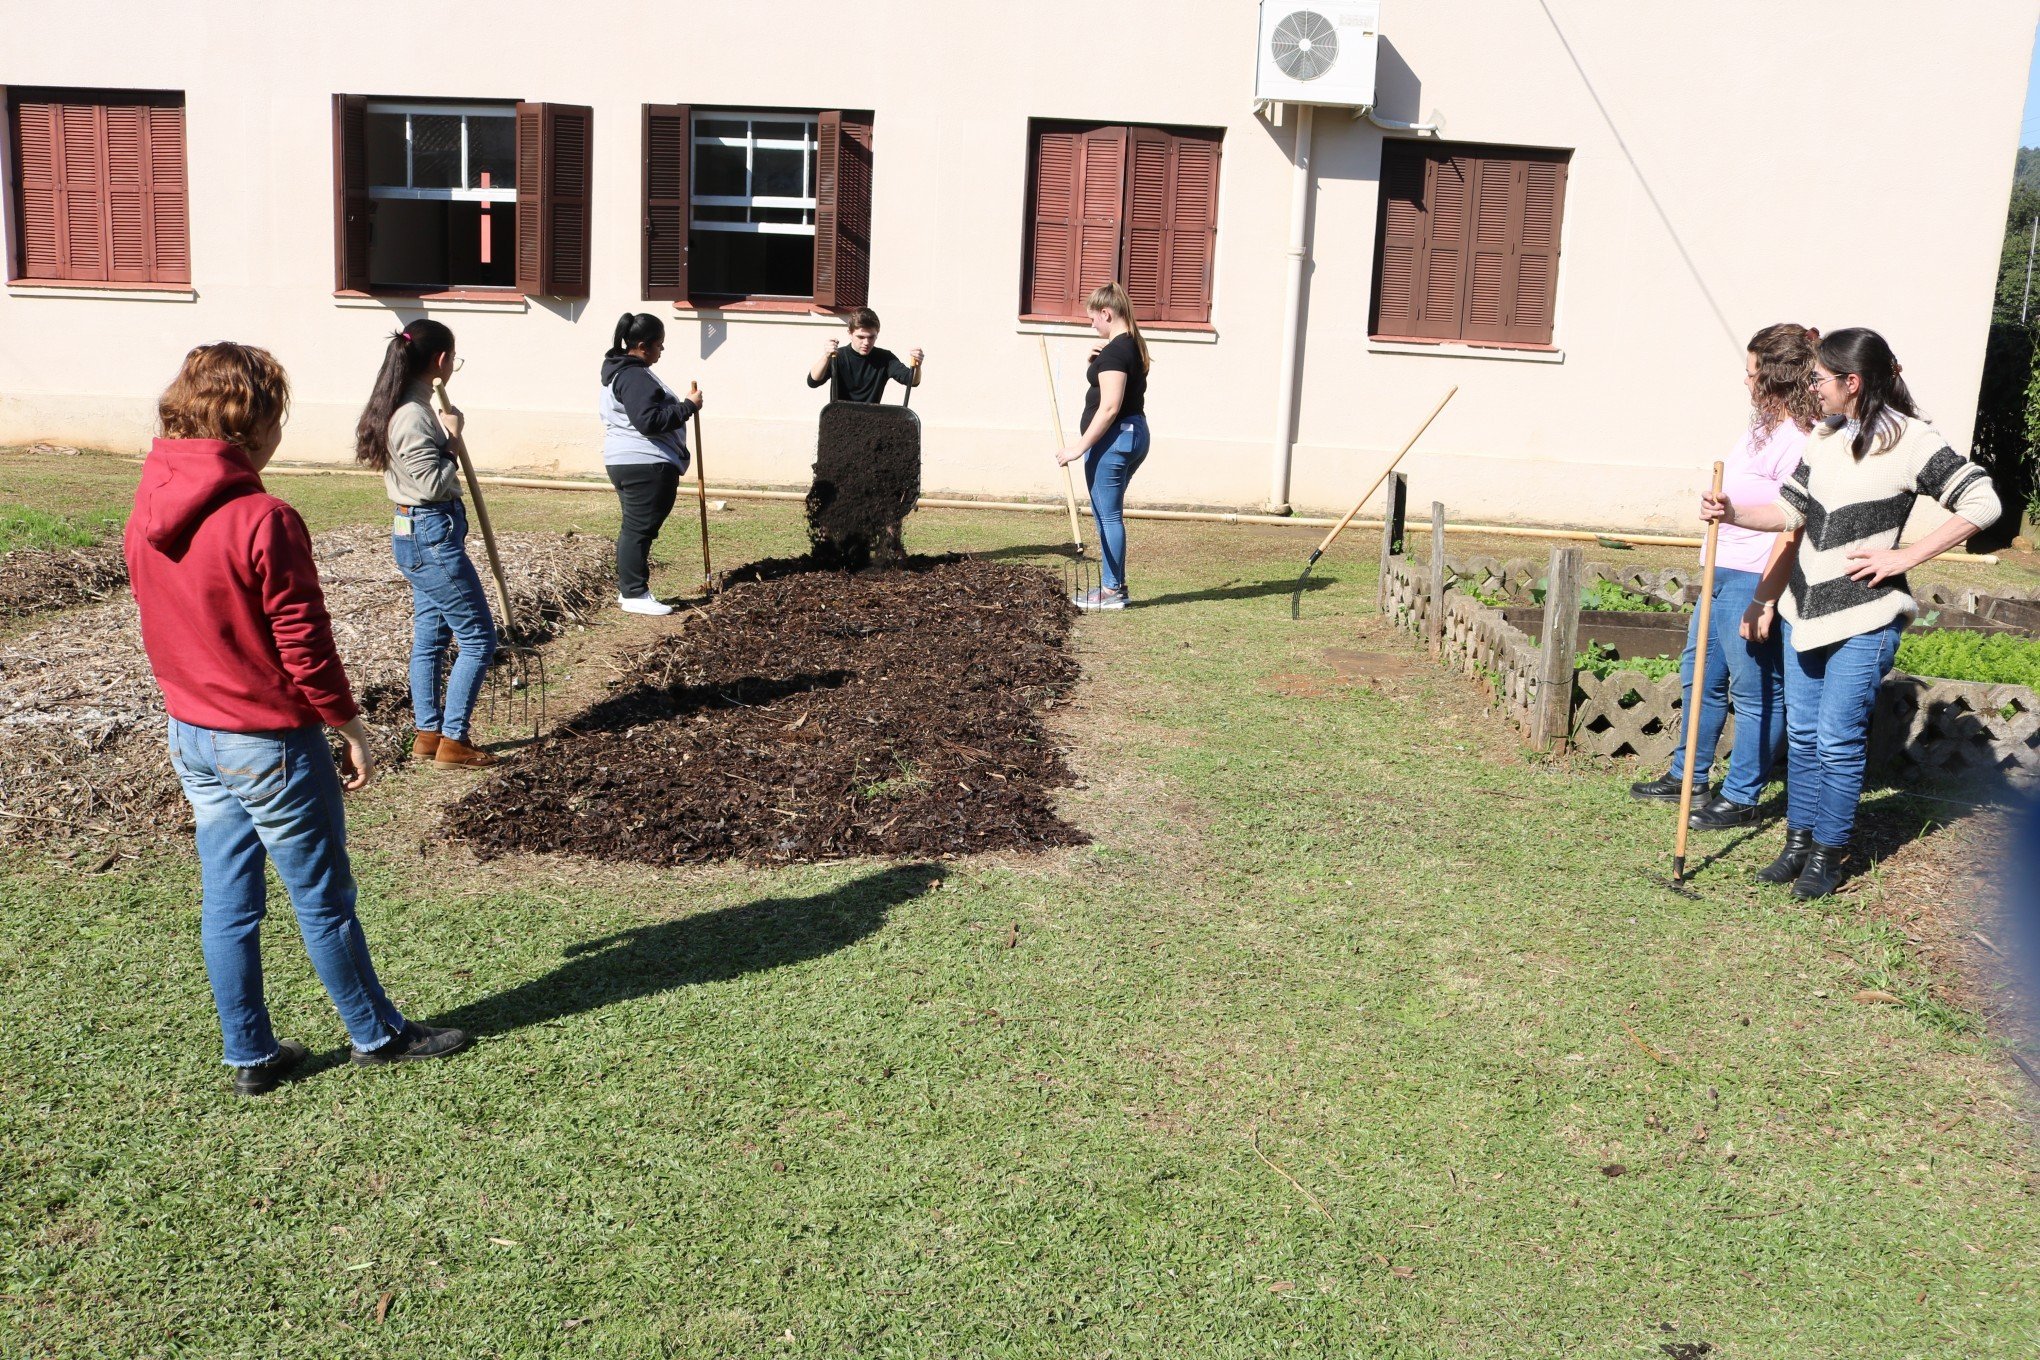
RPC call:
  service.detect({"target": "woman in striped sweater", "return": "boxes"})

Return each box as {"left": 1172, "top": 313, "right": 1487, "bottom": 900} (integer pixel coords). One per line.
{"left": 1702, "top": 328, "right": 2000, "bottom": 898}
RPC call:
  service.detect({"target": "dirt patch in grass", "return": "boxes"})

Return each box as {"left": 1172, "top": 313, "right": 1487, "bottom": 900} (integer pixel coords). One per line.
{"left": 0, "top": 527, "right": 610, "bottom": 850}
{"left": 442, "top": 555, "right": 1086, "bottom": 866}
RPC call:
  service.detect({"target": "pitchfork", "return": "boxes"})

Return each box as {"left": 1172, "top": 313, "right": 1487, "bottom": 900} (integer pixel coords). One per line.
{"left": 432, "top": 379, "right": 545, "bottom": 739}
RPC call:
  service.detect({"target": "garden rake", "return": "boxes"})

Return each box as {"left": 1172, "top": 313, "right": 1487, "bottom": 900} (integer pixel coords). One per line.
{"left": 1290, "top": 385, "right": 1457, "bottom": 619}
{"left": 1668, "top": 460, "right": 1727, "bottom": 893}
{"left": 431, "top": 379, "right": 545, "bottom": 739}
{"left": 689, "top": 388, "right": 715, "bottom": 596}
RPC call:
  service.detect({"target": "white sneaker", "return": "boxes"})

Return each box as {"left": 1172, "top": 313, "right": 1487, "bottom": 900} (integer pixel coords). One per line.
{"left": 619, "top": 594, "right": 674, "bottom": 616}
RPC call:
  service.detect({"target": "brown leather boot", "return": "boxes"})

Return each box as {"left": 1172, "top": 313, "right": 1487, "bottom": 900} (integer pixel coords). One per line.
{"left": 433, "top": 736, "right": 500, "bottom": 770}
{"left": 411, "top": 731, "right": 441, "bottom": 759}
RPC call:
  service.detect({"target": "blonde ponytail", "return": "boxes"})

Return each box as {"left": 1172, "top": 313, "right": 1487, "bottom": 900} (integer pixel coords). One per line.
{"left": 1085, "top": 282, "right": 1150, "bottom": 373}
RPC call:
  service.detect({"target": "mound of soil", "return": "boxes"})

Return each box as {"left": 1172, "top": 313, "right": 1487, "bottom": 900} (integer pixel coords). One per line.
{"left": 0, "top": 544, "right": 127, "bottom": 623}
{"left": 806, "top": 402, "right": 921, "bottom": 569}
{"left": 444, "top": 556, "right": 1087, "bottom": 865}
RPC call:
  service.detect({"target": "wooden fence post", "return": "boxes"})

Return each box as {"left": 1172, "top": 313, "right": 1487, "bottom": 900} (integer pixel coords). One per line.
{"left": 1376, "top": 472, "right": 1408, "bottom": 611}
{"left": 1534, "top": 546, "right": 1584, "bottom": 751}
{"left": 1428, "top": 501, "right": 1447, "bottom": 655}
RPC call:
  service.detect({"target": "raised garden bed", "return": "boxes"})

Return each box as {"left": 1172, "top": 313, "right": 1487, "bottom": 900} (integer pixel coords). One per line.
{"left": 1373, "top": 474, "right": 2040, "bottom": 785}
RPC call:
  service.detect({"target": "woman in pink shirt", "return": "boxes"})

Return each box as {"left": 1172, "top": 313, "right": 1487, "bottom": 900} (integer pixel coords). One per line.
{"left": 1631, "top": 323, "right": 1820, "bottom": 827}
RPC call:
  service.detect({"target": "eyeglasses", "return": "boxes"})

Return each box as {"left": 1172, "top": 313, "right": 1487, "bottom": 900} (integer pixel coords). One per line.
{"left": 451, "top": 357, "right": 465, "bottom": 373}
{"left": 1808, "top": 372, "right": 1849, "bottom": 389}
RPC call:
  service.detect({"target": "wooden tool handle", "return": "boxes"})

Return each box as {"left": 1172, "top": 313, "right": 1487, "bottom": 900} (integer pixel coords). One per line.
{"left": 1672, "top": 460, "right": 1728, "bottom": 876}
{"left": 431, "top": 378, "right": 519, "bottom": 639}
{"left": 1309, "top": 385, "right": 1458, "bottom": 560}
{"left": 691, "top": 409, "right": 713, "bottom": 584}
{"left": 1038, "top": 336, "right": 1085, "bottom": 553}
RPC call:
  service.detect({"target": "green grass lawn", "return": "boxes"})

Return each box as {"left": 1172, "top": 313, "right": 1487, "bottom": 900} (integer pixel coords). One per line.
{"left": 3, "top": 449, "right": 2036, "bottom": 1357}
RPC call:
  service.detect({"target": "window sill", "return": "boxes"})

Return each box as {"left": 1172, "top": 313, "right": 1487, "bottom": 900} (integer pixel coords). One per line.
{"left": 333, "top": 289, "right": 530, "bottom": 313}
{"left": 1017, "top": 318, "right": 1218, "bottom": 345}
{"left": 8, "top": 280, "right": 197, "bottom": 302}
{"left": 1367, "top": 337, "right": 1564, "bottom": 364}
{"left": 673, "top": 301, "right": 845, "bottom": 326}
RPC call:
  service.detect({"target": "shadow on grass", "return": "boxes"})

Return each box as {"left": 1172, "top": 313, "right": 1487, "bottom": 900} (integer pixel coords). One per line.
{"left": 427, "top": 862, "right": 943, "bottom": 1041}
{"left": 965, "top": 542, "right": 1085, "bottom": 562}
{"left": 1133, "top": 574, "right": 1333, "bottom": 610}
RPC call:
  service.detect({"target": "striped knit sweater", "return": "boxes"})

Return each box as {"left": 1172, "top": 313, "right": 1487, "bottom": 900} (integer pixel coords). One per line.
{"left": 1773, "top": 414, "right": 2000, "bottom": 651}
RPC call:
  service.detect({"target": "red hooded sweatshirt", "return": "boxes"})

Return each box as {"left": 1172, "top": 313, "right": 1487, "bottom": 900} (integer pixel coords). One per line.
{"left": 123, "top": 438, "right": 359, "bottom": 732}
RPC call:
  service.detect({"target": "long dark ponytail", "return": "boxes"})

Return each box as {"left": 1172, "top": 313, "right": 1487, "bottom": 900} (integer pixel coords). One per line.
{"left": 1818, "top": 327, "right": 1918, "bottom": 459}
{"left": 609, "top": 312, "right": 665, "bottom": 358}
{"left": 353, "top": 319, "right": 455, "bottom": 471}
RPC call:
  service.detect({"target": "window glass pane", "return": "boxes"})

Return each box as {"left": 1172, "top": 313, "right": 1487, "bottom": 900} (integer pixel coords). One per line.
{"left": 752, "top": 147, "right": 805, "bottom": 198}
{"left": 365, "top": 112, "right": 408, "bottom": 187}
{"left": 754, "top": 120, "right": 808, "bottom": 143}
{"left": 467, "top": 115, "right": 516, "bottom": 189}
{"left": 751, "top": 206, "right": 808, "bottom": 226}
{"left": 695, "top": 144, "right": 748, "bottom": 197}
{"left": 694, "top": 204, "right": 745, "bottom": 223}
{"left": 411, "top": 114, "right": 462, "bottom": 189}
{"left": 695, "top": 117, "right": 747, "bottom": 140}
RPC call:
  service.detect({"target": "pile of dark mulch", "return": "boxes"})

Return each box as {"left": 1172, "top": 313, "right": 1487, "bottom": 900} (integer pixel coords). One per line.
{"left": 806, "top": 402, "right": 921, "bottom": 569}
{"left": 444, "top": 555, "right": 1087, "bottom": 865}
{"left": 0, "top": 544, "right": 128, "bottom": 622}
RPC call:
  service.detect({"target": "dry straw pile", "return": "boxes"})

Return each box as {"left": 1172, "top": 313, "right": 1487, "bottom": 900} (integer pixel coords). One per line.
{"left": 0, "top": 526, "right": 610, "bottom": 850}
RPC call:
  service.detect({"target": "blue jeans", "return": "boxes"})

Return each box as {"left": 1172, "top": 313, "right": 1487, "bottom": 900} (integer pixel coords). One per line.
{"left": 1780, "top": 617, "right": 1904, "bottom": 847}
{"left": 1664, "top": 567, "right": 1785, "bottom": 804}
{"left": 392, "top": 500, "right": 496, "bottom": 742}
{"left": 1083, "top": 415, "right": 1150, "bottom": 592}
{"left": 167, "top": 719, "right": 405, "bottom": 1066}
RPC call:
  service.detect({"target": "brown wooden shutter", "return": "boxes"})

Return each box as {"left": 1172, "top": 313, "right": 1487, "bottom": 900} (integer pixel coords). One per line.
{"left": 1123, "top": 127, "right": 1220, "bottom": 325}
{"left": 10, "top": 96, "right": 63, "bottom": 280}
{"left": 1412, "top": 152, "right": 1470, "bottom": 341}
{"left": 147, "top": 101, "right": 188, "bottom": 283}
{"left": 57, "top": 103, "right": 108, "bottom": 281}
{"left": 104, "top": 103, "right": 151, "bottom": 282}
{"left": 1506, "top": 155, "right": 1566, "bottom": 345}
{"left": 332, "top": 94, "right": 370, "bottom": 292}
{"left": 1025, "top": 126, "right": 1081, "bottom": 316}
{"left": 642, "top": 103, "right": 689, "bottom": 301}
{"left": 1460, "top": 157, "right": 1514, "bottom": 345}
{"left": 1372, "top": 140, "right": 1425, "bottom": 337}
{"left": 515, "top": 101, "right": 594, "bottom": 298}
{"left": 1074, "top": 125, "right": 1126, "bottom": 310}
{"left": 813, "top": 109, "right": 873, "bottom": 310}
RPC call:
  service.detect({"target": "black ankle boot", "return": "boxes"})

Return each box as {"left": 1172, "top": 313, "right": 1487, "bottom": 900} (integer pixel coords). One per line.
{"left": 1631, "top": 773, "right": 1709, "bottom": 803}
{"left": 1688, "top": 791, "right": 1761, "bottom": 830}
{"left": 1755, "top": 828, "right": 1814, "bottom": 885}
{"left": 1792, "top": 843, "right": 1851, "bottom": 900}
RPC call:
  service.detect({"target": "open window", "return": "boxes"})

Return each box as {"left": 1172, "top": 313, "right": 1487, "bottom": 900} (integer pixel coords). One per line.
{"left": 333, "top": 94, "right": 590, "bottom": 298}
{"left": 641, "top": 105, "right": 871, "bottom": 308}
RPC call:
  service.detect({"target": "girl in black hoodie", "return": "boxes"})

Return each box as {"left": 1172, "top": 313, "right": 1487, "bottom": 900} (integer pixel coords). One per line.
{"left": 599, "top": 313, "right": 701, "bottom": 616}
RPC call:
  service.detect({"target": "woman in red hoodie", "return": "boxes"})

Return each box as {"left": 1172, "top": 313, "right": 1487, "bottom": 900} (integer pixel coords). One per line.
{"left": 126, "top": 343, "right": 469, "bottom": 1096}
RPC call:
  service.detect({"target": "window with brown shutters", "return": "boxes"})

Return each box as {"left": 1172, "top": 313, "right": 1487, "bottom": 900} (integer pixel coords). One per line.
{"left": 3, "top": 88, "right": 188, "bottom": 286}
{"left": 1370, "top": 140, "right": 1569, "bottom": 347}
{"left": 652, "top": 107, "right": 873, "bottom": 307}
{"left": 331, "top": 95, "right": 588, "bottom": 298}
{"left": 1023, "top": 120, "right": 1221, "bottom": 326}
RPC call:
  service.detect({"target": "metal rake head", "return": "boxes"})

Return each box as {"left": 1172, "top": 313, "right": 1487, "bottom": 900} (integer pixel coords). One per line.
{"left": 481, "top": 642, "right": 546, "bottom": 742}
{"left": 1061, "top": 555, "right": 1098, "bottom": 610}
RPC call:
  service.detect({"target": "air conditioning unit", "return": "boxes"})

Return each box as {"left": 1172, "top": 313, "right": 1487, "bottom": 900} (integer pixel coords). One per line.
{"left": 1253, "top": 0, "right": 1381, "bottom": 109}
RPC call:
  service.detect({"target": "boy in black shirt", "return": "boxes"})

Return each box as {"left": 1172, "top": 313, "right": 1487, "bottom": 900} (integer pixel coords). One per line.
{"left": 806, "top": 308, "right": 924, "bottom": 403}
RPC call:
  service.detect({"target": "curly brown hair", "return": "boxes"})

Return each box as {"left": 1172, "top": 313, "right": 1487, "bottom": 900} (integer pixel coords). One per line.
{"left": 158, "top": 342, "right": 291, "bottom": 449}
{"left": 1747, "top": 323, "right": 1821, "bottom": 439}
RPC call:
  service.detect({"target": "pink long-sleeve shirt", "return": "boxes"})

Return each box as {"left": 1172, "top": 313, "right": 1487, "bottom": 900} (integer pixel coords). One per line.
{"left": 1710, "top": 419, "right": 1807, "bottom": 575}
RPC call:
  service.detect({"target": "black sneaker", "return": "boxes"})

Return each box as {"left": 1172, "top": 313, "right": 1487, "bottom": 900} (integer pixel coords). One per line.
{"left": 233, "top": 1039, "right": 310, "bottom": 1097}
{"left": 1630, "top": 774, "right": 1709, "bottom": 803}
{"left": 350, "top": 1021, "right": 472, "bottom": 1066}
{"left": 1688, "top": 792, "right": 1761, "bottom": 830}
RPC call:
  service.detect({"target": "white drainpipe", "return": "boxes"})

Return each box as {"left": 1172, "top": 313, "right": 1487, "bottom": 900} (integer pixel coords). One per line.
{"left": 1268, "top": 103, "right": 1315, "bottom": 515}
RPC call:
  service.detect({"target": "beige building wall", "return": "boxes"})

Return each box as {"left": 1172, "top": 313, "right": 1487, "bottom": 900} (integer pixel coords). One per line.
{"left": 2, "top": 0, "right": 2034, "bottom": 531}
